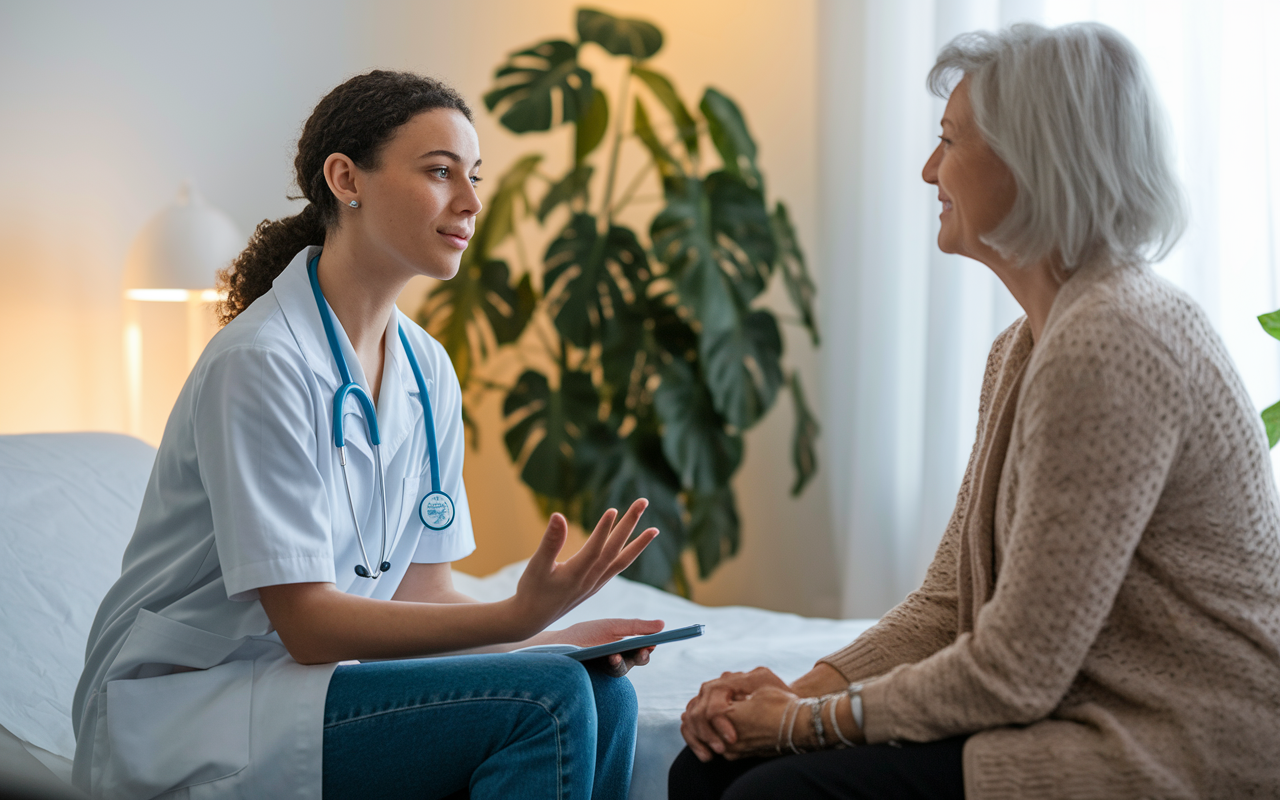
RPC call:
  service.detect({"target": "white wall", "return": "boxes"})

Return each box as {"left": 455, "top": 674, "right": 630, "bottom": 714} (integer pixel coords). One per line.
{"left": 0, "top": 0, "right": 838, "bottom": 616}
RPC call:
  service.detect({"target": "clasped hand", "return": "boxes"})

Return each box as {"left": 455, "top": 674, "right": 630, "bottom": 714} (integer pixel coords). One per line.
{"left": 681, "top": 667, "right": 801, "bottom": 761}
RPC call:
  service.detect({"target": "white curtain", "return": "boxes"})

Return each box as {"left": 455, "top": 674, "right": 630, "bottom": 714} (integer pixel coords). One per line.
{"left": 820, "top": 0, "right": 1280, "bottom": 618}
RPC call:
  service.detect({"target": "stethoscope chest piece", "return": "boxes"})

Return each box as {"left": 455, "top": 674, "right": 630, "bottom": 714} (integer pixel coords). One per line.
{"left": 420, "top": 491, "right": 455, "bottom": 530}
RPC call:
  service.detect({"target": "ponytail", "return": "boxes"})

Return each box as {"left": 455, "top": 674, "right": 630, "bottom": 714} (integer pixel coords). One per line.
{"left": 214, "top": 70, "right": 473, "bottom": 325}
{"left": 215, "top": 203, "right": 324, "bottom": 325}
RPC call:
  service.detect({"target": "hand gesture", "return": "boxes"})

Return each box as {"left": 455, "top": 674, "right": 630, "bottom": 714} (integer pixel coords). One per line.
{"left": 511, "top": 499, "right": 658, "bottom": 639}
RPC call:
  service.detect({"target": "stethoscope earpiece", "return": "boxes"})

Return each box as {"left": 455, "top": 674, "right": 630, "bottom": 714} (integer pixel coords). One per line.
{"left": 308, "top": 252, "right": 454, "bottom": 581}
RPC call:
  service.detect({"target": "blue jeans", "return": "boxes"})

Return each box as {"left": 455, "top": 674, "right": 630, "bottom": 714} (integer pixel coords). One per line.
{"left": 322, "top": 653, "right": 638, "bottom": 800}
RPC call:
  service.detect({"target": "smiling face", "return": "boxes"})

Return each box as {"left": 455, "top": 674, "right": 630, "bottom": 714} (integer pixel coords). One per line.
{"left": 922, "top": 78, "right": 1017, "bottom": 262}
{"left": 336, "top": 107, "right": 483, "bottom": 281}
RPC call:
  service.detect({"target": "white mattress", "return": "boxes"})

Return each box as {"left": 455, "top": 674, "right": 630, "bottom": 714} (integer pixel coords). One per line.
{"left": 0, "top": 432, "right": 873, "bottom": 799}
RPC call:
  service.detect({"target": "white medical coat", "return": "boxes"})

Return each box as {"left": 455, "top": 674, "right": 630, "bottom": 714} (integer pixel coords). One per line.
{"left": 71, "top": 246, "right": 476, "bottom": 799}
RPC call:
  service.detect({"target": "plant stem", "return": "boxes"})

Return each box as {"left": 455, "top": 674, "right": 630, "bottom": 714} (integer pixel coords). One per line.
{"left": 535, "top": 315, "right": 560, "bottom": 361}
{"left": 600, "top": 60, "right": 633, "bottom": 230}
{"left": 610, "top": 160, "right": 656, "bottom": 217}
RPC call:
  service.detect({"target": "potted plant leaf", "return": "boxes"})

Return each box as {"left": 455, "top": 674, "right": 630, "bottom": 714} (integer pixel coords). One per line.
{"left": 418, "top": 7, "right": 820, "bottom": 594}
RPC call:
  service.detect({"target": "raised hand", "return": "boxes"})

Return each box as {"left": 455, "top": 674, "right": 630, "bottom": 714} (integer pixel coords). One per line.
{"left": 511, "top": 499, "right": 659, "bottom": 639}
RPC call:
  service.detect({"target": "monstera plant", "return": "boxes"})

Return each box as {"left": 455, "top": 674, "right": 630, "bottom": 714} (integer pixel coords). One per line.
{"left": 417, "top": 7, "right": 820, "bottom": 593}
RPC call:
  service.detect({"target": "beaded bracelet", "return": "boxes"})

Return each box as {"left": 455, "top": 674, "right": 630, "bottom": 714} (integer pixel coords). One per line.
{"left": 808, "top": 697, "right": 826, "bottom": 749}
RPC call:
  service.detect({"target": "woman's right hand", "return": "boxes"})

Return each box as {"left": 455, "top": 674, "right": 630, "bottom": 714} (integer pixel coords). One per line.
{"left": 681, "top": 667, "right": 791, "bottom": 761}
{"left": 509, "top": 499, "right": 658, "bottom": 639}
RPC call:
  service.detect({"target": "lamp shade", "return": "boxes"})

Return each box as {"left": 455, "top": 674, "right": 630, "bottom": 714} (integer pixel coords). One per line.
{"left": 123, "top": 183, "right": 244, "bottom": 294}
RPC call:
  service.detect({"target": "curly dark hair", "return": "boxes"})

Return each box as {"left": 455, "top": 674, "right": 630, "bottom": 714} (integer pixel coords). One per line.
{"left": 215, "top": 70, "right": 473, "bottom": 324}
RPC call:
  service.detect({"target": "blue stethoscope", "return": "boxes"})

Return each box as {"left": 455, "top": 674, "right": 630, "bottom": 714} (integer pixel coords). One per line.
{"left": 307, "top": 253, "right": 454, "bottom": 580}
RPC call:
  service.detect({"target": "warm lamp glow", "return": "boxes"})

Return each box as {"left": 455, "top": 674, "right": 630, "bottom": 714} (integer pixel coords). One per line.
{"left": 124, "top": 323, "right": 143, "bottom": 437}
{"left": 125, "top": 289, "right": 227, "bottom": 303}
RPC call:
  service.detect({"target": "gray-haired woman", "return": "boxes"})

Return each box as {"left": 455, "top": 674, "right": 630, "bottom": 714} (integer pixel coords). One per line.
{"left": 670, "top": 22, "right": 1280, "bottom": 800}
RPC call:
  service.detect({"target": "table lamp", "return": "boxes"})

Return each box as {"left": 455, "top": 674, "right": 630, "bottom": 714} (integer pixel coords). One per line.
{"left": 122, "top": 183, "right": 243, "bottom": 443}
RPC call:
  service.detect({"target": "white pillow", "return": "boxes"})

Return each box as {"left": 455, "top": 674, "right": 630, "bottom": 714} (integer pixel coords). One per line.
{"left": 0, "top": 433, "right": 155, "bottom": 759}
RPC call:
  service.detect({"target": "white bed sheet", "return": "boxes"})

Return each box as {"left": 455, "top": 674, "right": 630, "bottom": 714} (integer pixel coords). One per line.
{"left": 454, "top": 563, "right": 874, "bottom": 800}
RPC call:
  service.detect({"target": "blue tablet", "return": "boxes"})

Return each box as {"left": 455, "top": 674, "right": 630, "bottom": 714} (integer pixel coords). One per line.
{"left": 516, "top": 623, "right": 704, "bottom": 661}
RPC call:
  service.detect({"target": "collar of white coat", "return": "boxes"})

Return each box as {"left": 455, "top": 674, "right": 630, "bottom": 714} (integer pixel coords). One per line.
{"left": 271, "top": 246, "right": 424, "bottom": 458}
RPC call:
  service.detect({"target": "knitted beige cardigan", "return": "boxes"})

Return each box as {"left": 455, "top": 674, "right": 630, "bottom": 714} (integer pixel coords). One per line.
{"left": 820, "top": 261, "right": 1280, "bottom": 798}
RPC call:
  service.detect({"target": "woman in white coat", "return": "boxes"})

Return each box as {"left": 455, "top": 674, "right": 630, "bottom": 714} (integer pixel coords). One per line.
{"left": 72, "top": 70, "right": 662, "bottom": 800}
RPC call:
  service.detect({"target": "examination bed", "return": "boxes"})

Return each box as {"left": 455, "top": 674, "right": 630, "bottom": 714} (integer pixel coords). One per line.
{"left": 0, "top": 432, "right": 873, "bottom": 799}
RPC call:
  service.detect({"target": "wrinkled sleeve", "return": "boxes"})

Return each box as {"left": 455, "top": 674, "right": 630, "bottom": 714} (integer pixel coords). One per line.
{"left": 858, "top": 319, "right": 1188, "bottom": 744}
{"left": 194, "top": 346, "right": 335, "bottom": 601}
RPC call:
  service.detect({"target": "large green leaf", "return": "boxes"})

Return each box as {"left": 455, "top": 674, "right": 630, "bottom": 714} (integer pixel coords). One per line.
{"left": 686, "top": 488, "right": 739, "bottom": 579}
{"left": 577, "top": 8, "right": 663, "bottom": 59}
{"left": 543, "top": 213, "right": 651, "bottom": 350}
{"left": 484, "top": 40, "right": 595, "bottom": 133}
{"left": 576, "top": 88, "right": 609, "bottom": 163}
{"left": 581, "top": 426, "right": 686, "bottom": 588}
{"left": 654, "top": 359, "right": 742, "bottom": 491}
{"left": 648, "top": 291, "right": 699, "bottom": 363}
{"left": 420, "top": 258, "right": 536, "bottom": 387}
{"left": 701, "top": 310, "right": 785, "bottom": 431}
{"left": 632, "top": 66, "right": 698, "bottom": 159}
{"left": 771, "top": 201, "right": 819, "bottom": 346}
{"left": 708, "top": 172, "right": 776, "bottom": 290}
{"left": 650, "top": 173, "right": 774, "bottom": 334}
{"left": 700, "top": 88, "right": 762, "bottom": 190}
{"left": 1259, "top": 309, "right": 1280, "bottom": 341}
{"left": 503, "top": 369, "right": 599, "bottom": 498}
{"left": 1263, "top": 400, "right": 1280, "bottom": 448}
{"left": 651, "top": 178, "right": 731, "bottom": 332}
{"left": 472, "top": 154, "right": 543, "bottom": 259}
{"left": 788, "top": 372, "right": 819, "bottom": 495}
{"left": 634, "top": 98, "right": 683, "bottom": 183}
{"left": 538, "top": 164, "right": 594, "bottom": 223}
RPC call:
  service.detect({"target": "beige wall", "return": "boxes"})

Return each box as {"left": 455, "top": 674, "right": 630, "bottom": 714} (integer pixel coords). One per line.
{"left": 0, "top": 0, "right": 838, "bottom": 616}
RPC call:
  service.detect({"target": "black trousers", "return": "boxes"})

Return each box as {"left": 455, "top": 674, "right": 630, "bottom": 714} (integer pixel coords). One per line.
{"left": 667, "top": 737, "right": 967, "bottom": 800}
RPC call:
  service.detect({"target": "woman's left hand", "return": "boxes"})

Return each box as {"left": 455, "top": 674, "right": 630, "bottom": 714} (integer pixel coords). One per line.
{"left": 719, "top": 686, "right": 803, "bottom": 760}
{"left": 550, "top": 618, "right": 663, "bottom": 677}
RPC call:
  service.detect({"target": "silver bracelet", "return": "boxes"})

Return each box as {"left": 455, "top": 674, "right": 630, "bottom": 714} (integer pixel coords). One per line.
{"left": 809, "top": 697, "right": 826, "bottom": 749}
{"left": 847, "top": 683, "right": 865, "bottom": 736}
{"left": 827, "top": 692, "right": 856, "bottom": 747}
{"left": 775, "top": 698, "right": 797, "bottom": 755}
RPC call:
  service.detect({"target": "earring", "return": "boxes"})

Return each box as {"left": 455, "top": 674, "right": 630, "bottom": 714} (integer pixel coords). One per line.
{"left": 349, "top": 200, "right": 359, "bottom": 208}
